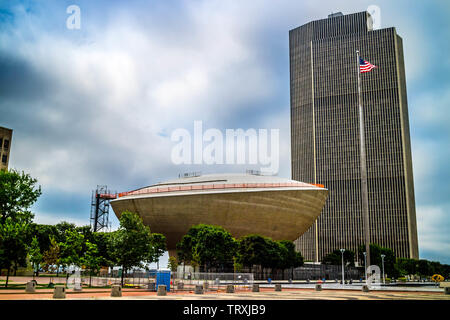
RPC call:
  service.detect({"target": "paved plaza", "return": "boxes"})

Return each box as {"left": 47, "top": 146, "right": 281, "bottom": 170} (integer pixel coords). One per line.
{"left": 0, "top": 287, "right": 448, "bottom": 300}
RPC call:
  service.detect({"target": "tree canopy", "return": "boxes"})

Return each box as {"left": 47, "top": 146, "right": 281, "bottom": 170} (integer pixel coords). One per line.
{"left": 358, "top": 243, "right": 396, "bottom": 277}
{"left": 322, "top": 249, "right": 355, "bottom": 267}
{"left": 177, "top": 224, "right": 236, "bottom": 271}
{"left": 0, "top": 217, "right": 30, "bottom": 286}
{"left": 108, "top": 211, "right": 154, "bottom": 285}
{"left": 0, "top": 169, "right": 41, "bottom": 224}
{"left": 235, "top": 234, "right": 303, "bottom": 271}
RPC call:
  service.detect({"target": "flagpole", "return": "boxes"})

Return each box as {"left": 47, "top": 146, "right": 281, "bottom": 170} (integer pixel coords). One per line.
{"left": 356, "top": 50, "right": 371, "bottom": 282}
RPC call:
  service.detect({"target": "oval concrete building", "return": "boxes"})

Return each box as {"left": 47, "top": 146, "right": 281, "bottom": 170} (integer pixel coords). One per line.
{"left": 110, "top": 173, "right": 328, "bottom": 251}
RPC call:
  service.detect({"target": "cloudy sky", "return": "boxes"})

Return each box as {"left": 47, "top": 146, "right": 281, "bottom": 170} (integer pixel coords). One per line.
{"left": 1, "top": 0, "right": 449, "bottom": 264}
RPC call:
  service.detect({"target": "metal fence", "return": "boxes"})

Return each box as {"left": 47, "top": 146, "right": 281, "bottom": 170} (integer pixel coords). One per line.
{"left": 66, "top": 265, "right": 362, "bottom": 289}
{"left": 239, "top": 264, "right": 363, "bottom": 281}
{"left": 171, "top": 272, "right": 254, "bottom": 293}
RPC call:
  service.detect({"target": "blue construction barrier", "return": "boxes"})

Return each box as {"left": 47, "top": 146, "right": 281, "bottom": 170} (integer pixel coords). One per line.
{"left": 156, "top": 270, "right": 171, "bottom": 292}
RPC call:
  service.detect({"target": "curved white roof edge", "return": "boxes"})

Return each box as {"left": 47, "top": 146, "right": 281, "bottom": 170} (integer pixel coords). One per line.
{"left": 113, "top": 172, "right": 326, "bottom": 201}
{"left": 113, "top": 186, "right": 325, "bottom": 201}
{"left": 154, "top": 173, "right": 319, "bottom": 187}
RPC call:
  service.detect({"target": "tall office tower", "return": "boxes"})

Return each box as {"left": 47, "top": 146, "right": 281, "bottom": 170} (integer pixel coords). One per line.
{"left": 0, "top": 126, "right": 13, "bottom": 171}
{"left": 290, "top": 11, "right": 418, "bottom": 262}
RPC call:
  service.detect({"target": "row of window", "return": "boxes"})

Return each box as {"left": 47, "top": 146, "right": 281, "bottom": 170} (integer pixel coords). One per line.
{"left": 0, "top": 138, "right": 10, "bottom": 150}
{"left": 1, "top": 155, "right": 7, "bottom": 164}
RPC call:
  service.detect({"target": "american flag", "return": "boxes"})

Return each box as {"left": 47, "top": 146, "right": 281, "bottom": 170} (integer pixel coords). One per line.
{"left": 359, "top": 57, "right": 377, "bottom": 73}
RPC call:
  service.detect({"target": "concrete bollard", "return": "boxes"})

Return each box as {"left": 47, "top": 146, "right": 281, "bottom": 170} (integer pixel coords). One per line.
{"left": 177, "top": 282, "right": 184, "bottom": 290}
{"left": 157, "top": 285, "right": 167, "bottom": 296}
{"left": 226, "top": 284, "right": 235, "bottom": 293}
{"left": 315, "top": 284, "right": 322, "bottom": 291}
{"left": 26, "top": 281, "right": 36, "bottom": 293}
{"left": 274, "top": 284, "right": 282, "bottom": 291}
{"left": 195, "top": 285, "right": 204, "bottom": 294}
{"left": 147, "top": 282, "right": 156, "bottom": 291}
{"left": 74, "top": 282, "right": 82, "bottom": 292}
{"left": 444, "top": 287, "right": 450, "bottom": 295}
{"left": 53, "top": 285, "right": 66, "bottom": 299}
{"left": 111, "top": 285, "right": 122, "bottom": 297}
{"left": 362, "top": 285, "right": 370, "bottom": 292}
{"left": 203, "top": 281, "right": 209, "bottom": 291}
{"left": 252, "top": 284, "right": 260, "bottom": 292}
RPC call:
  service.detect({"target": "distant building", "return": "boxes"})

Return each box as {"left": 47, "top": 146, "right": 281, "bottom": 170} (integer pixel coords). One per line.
{"left": 289, "top": 11, "right": 419, "bottom": 262}
{"left": 0, "top": 126, "right": 12, "bottom": 170}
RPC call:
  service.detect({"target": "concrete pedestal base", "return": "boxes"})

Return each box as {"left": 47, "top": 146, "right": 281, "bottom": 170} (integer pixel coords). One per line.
{"left": 195, "top": 285, "right": 203, "bottom": 294}
{"left": 157, "top": 285, "right": 167, "bottom": 296}
{"left": 53, "top": 285, "right": 66, "bottom": 299}
{"left": 111, "top": 285, "right": 122, "bottom": 297}
{"left": 25, "top": 281, "right": 36, "bottom": 293}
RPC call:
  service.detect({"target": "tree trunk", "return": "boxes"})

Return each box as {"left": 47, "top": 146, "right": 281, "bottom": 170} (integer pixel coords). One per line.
{"left": 5, "top": 267, "right": 10, "bottom": 288}
{"left": 121, "top": 267, "right": 125, "bottom": 286}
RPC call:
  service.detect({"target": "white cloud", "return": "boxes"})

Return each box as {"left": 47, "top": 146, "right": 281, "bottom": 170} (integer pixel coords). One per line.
{"left": 2, "top": 0, "right": 449, "bottom": 263}
{"left": 416, "top": 205, "right": 450, "bottom": 261}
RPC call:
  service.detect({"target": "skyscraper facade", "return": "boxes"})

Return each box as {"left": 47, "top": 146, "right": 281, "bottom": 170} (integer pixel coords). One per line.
{"left": 290, "top": 11, "right": 419, "bottom": 262}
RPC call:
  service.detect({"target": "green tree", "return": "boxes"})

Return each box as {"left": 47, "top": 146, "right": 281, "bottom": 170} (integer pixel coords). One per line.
{"left": 278, "top": 240, "right": 304, "bottom": 270}
{"left": 55, "top": 221, "right": 76, "bottom": 243}
{"left": 358, "top": 243, "right": 396, "bottom": 277}
{"left": 0, "top": 218, "right": 30, "bottom": 287}
{"left": 151, "top": 233, "right": 167, "bottom": 269}
{"left": 322, "top": 249, "right": 355, "bottom": 267}
{"left": 81, "top": 240, "right": 101, "bottom": 287}
{"left": 417, "top": 259, "right": 431, "bottom": 277}
{"left": 168, "top": 256, "right": 178, "bottom": 272}
{"left": 177, "top": 224, "right": 236, "bottom": 272}
{"left": 177, "top": 234, "right": 194, "bottom": 265}
{"left": 235, "top": 234, "right": 271, "bottom": 270}
{"left": 29, "top": 223, "right": 58, "bottom": 253}
{"left": 59, "top": 229, "right": 84, "bottom": 272}
{"left": 109, "top": 211, "right": 154, "bottom": 286}
{"left": 42, "top": 237, "right": 60, "bottom": 275}
{"left": 92, "top": 231, "right": 114, "bottom": 268}
{"left": 29, "top": 236, "right": 43, "bottom": 279}
{"left": 395, "top": 258, "right": 418, "bottom": 277}
{"left": 0, "top": 169, "right": 42, "bottom": 224}
{"left": 264, "top": 239, "right": 283, "bottom": 272}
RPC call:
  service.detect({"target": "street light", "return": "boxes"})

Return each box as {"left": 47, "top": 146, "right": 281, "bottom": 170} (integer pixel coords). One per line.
{"left": 340, "top": 249, "right": 345, "bottom": 286}
{"left": 381, "top": 254, "right": 386, "bottom": 284}
{"left": 363, "top": 252, "right": 367, "bottom": 283}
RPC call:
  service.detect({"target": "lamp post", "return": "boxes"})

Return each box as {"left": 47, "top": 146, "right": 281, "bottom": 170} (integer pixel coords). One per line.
{"left": 363, "top": 252, "right": 367, "bottom": 283}
{"left": 381, "top": 254, "right": 386, "bottom": 284}
{"left": 340, "top": 249, "right": 345, "bottom": 286}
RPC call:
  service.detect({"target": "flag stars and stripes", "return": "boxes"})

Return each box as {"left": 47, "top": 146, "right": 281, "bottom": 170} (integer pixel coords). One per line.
{"left": 359, "top": 57, "right": 377, "bottom": 73}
